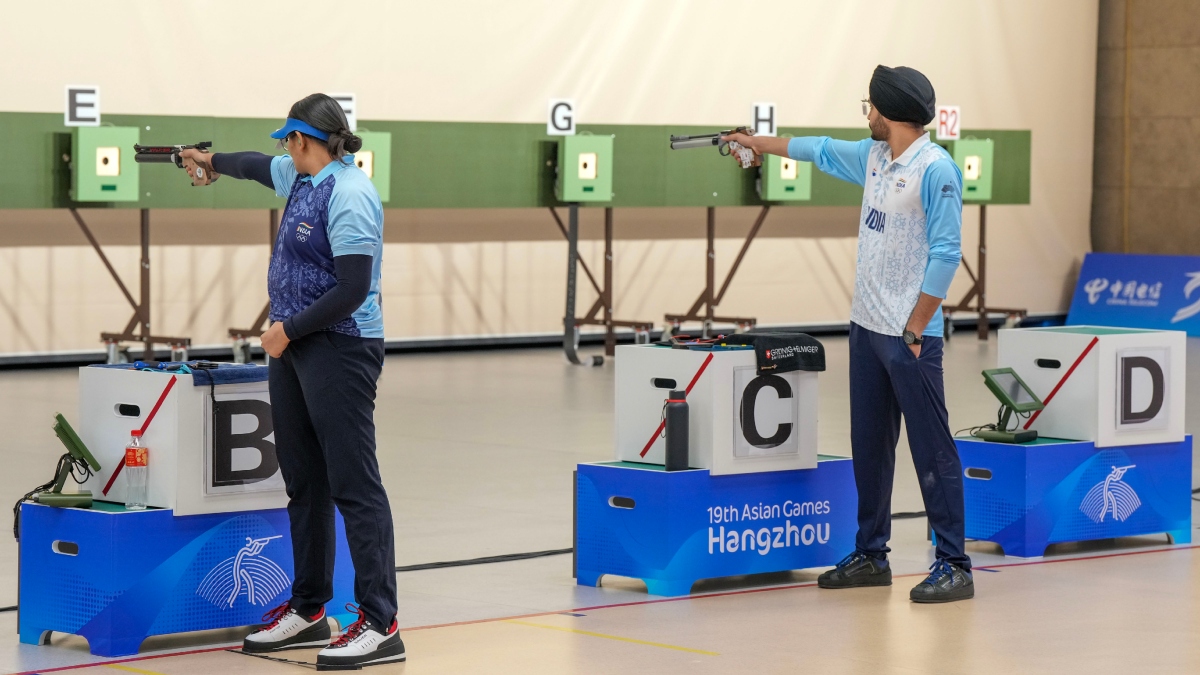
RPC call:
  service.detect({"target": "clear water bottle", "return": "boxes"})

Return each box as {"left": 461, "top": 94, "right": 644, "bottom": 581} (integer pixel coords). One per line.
{"left": 124, "top": 430, "right": 148, "bottom": 510}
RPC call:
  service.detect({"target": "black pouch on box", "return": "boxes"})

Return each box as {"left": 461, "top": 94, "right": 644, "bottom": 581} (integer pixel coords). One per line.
{"left": 722, "top": 333, "right": 825, "bottom": 374}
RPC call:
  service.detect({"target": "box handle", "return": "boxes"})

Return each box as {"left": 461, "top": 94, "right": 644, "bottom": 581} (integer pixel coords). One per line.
{"left": 52, "top": 540, "right": 80, "bottom": 556}
{"left": 114, "top": 403, "right": 141, "bottom": 417}
{"left": 964, "top": 468, "right": 993, "bottom": 480}
{"left": 608, "top": 496, "right": 636, "bottom": 509}
{"left": 1035, "top": 359, "right": 1061, "bottom": 369}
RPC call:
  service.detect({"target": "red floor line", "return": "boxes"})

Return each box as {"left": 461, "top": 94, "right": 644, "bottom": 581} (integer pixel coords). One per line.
{"left": 12, "top": 542, "right": 1199, "bottom": 674}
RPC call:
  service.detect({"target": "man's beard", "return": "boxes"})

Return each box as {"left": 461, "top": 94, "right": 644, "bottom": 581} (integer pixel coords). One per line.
{"left": 869, "top": 116, "right": 889, "bottom": 142}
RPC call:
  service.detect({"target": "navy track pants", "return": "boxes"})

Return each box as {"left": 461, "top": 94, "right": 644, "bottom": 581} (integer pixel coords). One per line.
{"left": 848, "top": 322, "right": 970, "bottom": 569}
{"left": 269, "top": 330, "right": 397, "bottom": 627}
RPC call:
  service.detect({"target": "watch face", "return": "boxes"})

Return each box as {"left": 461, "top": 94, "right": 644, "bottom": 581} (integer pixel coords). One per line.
{"left": 903, "top": 331, "right": 915, "bottom": 344}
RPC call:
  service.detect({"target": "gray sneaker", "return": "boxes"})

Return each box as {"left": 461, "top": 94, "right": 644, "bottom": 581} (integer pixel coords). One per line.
{"left": 910, "top": 560, "right": 974, "bottom": 603}
{"left": 817, "top": 551, "right": 893, "bottom": 589}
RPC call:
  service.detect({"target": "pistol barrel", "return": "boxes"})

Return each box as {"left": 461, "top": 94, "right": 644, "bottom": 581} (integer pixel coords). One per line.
{"left": 133, "top": 153, "right": 178, "bottom": 164}
{"left": 669, "top": 136, "right": 721, "bottom": 150}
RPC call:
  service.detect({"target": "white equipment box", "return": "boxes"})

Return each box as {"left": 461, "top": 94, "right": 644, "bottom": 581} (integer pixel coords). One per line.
{"left": 997, "top": 326, "right": 1186, "bottom": 447}
{"left": 615, "top": 344, "right": 818, "bottom": 475}
{"left": 77, "top": 365, "right": 286, "bottom": 515}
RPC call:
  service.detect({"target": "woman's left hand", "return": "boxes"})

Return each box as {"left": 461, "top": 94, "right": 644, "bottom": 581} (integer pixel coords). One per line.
{"left": 261, "top": 322, "right": 291, "bottom": 358}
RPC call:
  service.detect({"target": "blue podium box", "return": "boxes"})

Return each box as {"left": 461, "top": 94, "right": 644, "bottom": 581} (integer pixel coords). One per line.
{"left": 957, "top": 436, "right": 1193, "bottom": 558}
{"left": 18, "top": 502, "right": 355, "bottom": 657}
{"left": 575, "top": 458, "right": 857, "bottom": 597}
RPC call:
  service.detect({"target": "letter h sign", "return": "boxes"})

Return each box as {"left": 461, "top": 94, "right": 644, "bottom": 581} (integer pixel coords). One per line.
{"left": 753, "top": 103, "right": 776, "bottom": 137}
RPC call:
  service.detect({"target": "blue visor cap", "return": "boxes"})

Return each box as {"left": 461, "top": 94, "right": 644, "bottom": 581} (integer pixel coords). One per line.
{"left": 270, "top": 118, "right": 330, "bottom": 141}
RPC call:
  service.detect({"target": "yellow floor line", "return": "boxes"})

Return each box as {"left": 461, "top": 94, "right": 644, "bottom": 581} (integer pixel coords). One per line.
{"left": 506, "top": 620, "right": 719, "bottom": 656}
{"left": 103, "top": 664, "right": 170, "bottom": 675}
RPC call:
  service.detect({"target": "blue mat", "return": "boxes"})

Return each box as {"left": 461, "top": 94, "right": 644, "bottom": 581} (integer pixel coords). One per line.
{"left": 188, "top": 364, "right": 267, "bottom": 386}
{"left": 88, "top": 362, "right": 268, "bottom": 386}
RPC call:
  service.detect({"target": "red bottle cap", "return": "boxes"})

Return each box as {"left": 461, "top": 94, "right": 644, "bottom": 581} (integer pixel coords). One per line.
{"left": 131, "top": 430, "right": 142, "bottom": 437}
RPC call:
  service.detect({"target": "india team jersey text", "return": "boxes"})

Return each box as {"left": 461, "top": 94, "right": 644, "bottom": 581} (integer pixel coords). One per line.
{"left": 268, "top": 155, "right": 385, "bottom": 339}
{"left": 788, "top": 133, "right": 963, "bottom": 337}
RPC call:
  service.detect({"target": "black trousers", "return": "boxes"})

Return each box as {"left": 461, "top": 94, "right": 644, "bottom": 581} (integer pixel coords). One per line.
{"left": 848, "top": 323, "right": 970, "bottom": 569}
{"left": 269, "top": 330, "right": 397, "bottom": 627}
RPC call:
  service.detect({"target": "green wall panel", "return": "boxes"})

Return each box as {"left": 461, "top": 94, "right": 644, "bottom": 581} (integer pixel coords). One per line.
{"left": 0, "top": 112, "right": 1030, "bottom": 210}
{"left": 208, "top": 117, "right": 287, "bottom": 209}
{"left": 930, "top": 129, "right": 1031, "bottom": 205}
{"left": 0, "top": 113, "right": 69, "bottom": 208}
{"left": 585, "top": 125, "right": 666, "bottom": 207}
{"left": 374, "top": 121, "right": 548, "bottom": 209}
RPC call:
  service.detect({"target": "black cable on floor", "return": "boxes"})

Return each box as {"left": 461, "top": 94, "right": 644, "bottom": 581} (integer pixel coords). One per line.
{"left": 0, "top": 605, "right": 14, "bottom": 613}
{"left": 395, "top": 547, "right": 572, "bottom": 573}
{"left": 892, "top": 511, "right": 927, "bottom": 520}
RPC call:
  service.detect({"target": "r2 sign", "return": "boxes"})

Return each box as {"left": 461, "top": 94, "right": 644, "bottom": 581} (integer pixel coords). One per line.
{"left": 936, "top": 106, "right": 960, "bottom": 141}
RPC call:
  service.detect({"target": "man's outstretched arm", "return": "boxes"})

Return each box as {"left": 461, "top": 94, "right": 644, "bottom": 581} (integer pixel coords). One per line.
{"left": 721, "top": 133, "right": 872, "bottom": 187}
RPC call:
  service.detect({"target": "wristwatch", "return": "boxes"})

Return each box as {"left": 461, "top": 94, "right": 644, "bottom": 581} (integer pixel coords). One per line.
{"left": 903, "top": 330, "right": 923, "bottom": 346}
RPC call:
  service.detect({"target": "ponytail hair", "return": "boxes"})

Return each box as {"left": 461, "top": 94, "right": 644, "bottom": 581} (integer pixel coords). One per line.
{"left": 328, "top": 128, "right": 363, "bottom": 157}
{"left": 287, "top": 93, "right": 363, "bottom": 163}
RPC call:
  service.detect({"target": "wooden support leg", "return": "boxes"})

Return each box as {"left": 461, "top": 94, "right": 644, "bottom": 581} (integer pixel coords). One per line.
{"left": 664, "top": 206, "right": 764, "bottom": 335}
{"left": 139, "top": 209, "right": 153, "bottom": 361}
{"left": 604, "top": 207, "right": 615, "bottom": 357}
{"left": 704, "top": 206, "right": 715, "bottom": 337}
{"left": 76, "top": 208, "right": 190, "bottom": 361}
{"left": 977, "top": 203, "right": 988, "bottom": 341}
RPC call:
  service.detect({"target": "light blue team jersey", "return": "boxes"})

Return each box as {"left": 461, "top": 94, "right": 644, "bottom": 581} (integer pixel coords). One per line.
{"left": 788, "top": 133, "right": 963, "bottom": 338}
{"left": 268, "top": 155, "right": 385, "bottom": 339}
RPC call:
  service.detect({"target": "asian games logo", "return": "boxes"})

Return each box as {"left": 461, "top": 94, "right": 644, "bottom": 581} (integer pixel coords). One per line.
{"left": 197, "top": 536, "right": 290, "bottom": 609}
{"left": 1080, "top": 465, "right": 1141, "bottom": 524}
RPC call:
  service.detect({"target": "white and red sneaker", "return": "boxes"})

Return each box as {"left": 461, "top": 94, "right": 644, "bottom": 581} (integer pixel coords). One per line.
{"left": 243, "top": 602, "right": 331, "bottom": 653}
{"left": 316, "top": 604, "right": 405, "bottom": 667}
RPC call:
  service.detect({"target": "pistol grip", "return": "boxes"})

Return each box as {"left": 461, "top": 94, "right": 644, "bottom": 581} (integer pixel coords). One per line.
{"left": 182, "top": 155, "right": 218, "bottom": 187}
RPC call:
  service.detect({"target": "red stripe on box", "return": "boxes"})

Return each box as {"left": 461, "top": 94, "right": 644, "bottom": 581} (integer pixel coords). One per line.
{"left": 638, "top": 352, "right": 714, "bottom": 458}
{"left": 101, "top": 374, "right": 178, "bottom": 496}
{"left": 1023, "top": 336, "right": 1099, "bottom": 430}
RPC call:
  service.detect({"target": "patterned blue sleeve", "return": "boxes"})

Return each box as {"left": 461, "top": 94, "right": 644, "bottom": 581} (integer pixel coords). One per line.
{"left": 920, "top": 158, "right": 964, "bottom": 298}
{"left": 787, "top": 137, "right": 872, "bottom": 187}
{"left": 270, "top": 155, "right": 298, "bottom": 199}
{"left": 327, "top": 172, "right": 383, "bottom": 257}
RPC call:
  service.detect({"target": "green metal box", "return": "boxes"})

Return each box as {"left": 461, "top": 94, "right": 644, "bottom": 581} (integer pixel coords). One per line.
{"left": 72, "top": 126, "right": 140, "bottom": 202}
{"left": 952, "top": 138, "right": 993, "bottom": 202}
{"left": 354, "top": 130, "right": 391, "bottom": 203}
{"left": 555, "top": 134, "right": 613, "bottom": 203}
{"left": 758, "top": 152, "right": 812, "bottom": 202}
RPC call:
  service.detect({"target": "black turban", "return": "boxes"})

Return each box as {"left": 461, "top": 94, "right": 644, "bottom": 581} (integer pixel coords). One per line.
{"left": 869, "top": 65, "right": 936, "bottom": 126}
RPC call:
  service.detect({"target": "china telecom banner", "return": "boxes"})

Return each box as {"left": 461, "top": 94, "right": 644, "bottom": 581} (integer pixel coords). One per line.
{"left": 1067, "top": 252, "right": 1200, "bottom": 336}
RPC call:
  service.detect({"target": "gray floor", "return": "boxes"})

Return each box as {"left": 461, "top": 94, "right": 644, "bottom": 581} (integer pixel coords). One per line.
{"left": 1, "top": 333, "right": 1198, "bottom": 674}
